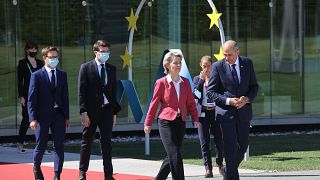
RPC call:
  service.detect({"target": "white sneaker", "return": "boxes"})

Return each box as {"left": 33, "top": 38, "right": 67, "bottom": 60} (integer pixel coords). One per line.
{"left": 17, "top": 143, "right": 26, "bottom": 153}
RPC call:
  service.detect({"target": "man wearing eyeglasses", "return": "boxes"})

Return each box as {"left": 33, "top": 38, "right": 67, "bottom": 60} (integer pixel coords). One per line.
{"left": 78, "top": 40, "right": 121, "bottom": 180}
{"left": 28, "top": 46, "right": 70, "bottom": 180}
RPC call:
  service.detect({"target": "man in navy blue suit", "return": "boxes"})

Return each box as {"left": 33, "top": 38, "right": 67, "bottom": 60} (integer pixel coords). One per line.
{"left": 207, "top": 40, "right": 259, "bottom": 180}
{"left": 28, "top": 46, "right": 70, "bottom": 180}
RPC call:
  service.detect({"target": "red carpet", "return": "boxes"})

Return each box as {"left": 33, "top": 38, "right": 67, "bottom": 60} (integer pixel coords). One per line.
{"left": 0, "top": 162, "right": 153, "bottom": 180}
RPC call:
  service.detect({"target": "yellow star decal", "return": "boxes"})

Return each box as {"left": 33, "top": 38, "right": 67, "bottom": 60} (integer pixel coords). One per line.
{"left": 120, "top": 47, "right": 133, "bottom": 69}
{"left": 125, "top": 8, "right": 139, "bottom": 31}
{"left": 206, "top": 8, "right": 222, "bottom": 29}
{"left": 214, "top": 47, "right": 224, "bottom": 61}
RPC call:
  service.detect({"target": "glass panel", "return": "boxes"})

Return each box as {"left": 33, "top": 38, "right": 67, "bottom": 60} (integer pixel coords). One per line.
{"left": 58, "top": 1, "right": 87, "bottom": 125}
{"left": 271, "top": 0, "right": 303, "bottom": 116}
{"left": 304, "top": 0, "right": 320, "bottom": 115}
{"left": 247, "top": 1, "right": 271, "bottom": 117}
{"left": 0, "top": 1, "right": 16, "bottom": 128}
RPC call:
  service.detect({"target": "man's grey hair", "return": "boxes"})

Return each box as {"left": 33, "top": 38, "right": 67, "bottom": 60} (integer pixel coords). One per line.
{"left": 223, "top": 40, "right": 239, "bottom": 51}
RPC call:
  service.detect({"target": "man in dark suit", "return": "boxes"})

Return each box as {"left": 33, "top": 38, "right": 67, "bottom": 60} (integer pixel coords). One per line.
{"left": 207, "top": 40, "right": 259, "bottom": 180}
{"left": 78, "top": 40, "right": 121, "bottom": 180}
{"left": 28, "top": 46, "right": 70, "bottom": 180}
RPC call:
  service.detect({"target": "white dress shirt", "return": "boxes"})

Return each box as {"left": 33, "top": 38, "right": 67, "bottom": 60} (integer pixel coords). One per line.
{"left": 166, "top": 75, "right": 183, "bottom": 113}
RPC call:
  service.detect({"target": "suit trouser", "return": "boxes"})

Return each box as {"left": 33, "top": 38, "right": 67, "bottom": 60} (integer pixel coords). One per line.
{"left": 18, "top": 104, "right": 30, "bottom": 144}
{"left": 220, "top": 115, "right": 250, "bottom": 180}
{"left": 79, "top": 106, "right": 113, "bottom": 178}
{"left": 33, "top": 108, "right": 66, "bottom": 173}
{"left": 198, "top": 109, "right": 224, "bottom": 171}
{"left": 156, "top": 117, "right": 185, "bottom": 180}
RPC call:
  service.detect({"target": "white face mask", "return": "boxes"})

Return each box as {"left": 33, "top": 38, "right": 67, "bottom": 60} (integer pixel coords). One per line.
{"left": 48, "top": 58, "right": 59, "bottom": 68}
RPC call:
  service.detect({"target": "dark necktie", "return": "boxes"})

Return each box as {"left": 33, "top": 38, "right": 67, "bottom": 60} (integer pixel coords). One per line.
{"left": 100, "top": 64, "right": 106, "bottom": 86}
{"left": 231, "top": 64, "right": 239, "bottom": 87}
{"left": 51, "top": 70, "right": 56, "bottom": 92}
{"left": 100, "top": 64, "right": 106, "bottom": 105}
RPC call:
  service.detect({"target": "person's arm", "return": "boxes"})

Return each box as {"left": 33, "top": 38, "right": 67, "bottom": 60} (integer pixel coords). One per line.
{"left": 112, "top": 66, "right": 121, "bottom": 114}
{"left": 28, "top": 73, "right": 38, "bottom": 129}
{"left": 78, "top": 64, "right": 91, "bottom": 127}
{"left": 186, "top": 80, "right": 199, "bottom": 123}
{"left": 193, "top": 76, "right": 204, "bottom": 100}
{"left": 17, "top": 61, "right": 26, "bottom": 106}
{"left": 78, "top": 64, "right": 88, "bottom": 114}
{"left": 206, "top": 63, "right": 227, "bottom": 106}
{"left": 63, "top": 71, "right": 70, "bottom": 120}
{"left": 144, "top": 80, "right": 163, "bottom": 133}
{"left": 246, "top": 59, "right": 259, "bottom": 102}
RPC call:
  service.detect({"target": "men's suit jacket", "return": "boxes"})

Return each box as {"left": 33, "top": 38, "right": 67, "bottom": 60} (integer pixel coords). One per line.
{"left": 28, "top": 66, "right": 69, "bottom": 122}
{"left": 193, "top": 75, "right": 205, "bottom": 105}
{"left": 78, "top": 60, "right": 121, "bottom": 116}
{"left": 207, "top": 56, "right": 259, "bottom": 122}
{"left": 144, "top": 76, "right": 198, "bottom": 126}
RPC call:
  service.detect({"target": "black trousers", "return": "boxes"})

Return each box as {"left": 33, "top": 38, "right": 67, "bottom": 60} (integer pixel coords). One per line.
{"left": 156, "top": 117, "right": 185, "bottom": 180}
{"left": 79, "top": 106, "right": 114, "bottom": 178}
{"left": 198, "top": 109, "right": 224, "bottom": 171}
{"left": 18, "top": 104, "right": 30, "bottom": 144}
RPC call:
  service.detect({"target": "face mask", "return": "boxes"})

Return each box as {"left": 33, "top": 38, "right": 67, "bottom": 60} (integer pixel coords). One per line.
{"left": 48, "top": 58, "right": 59, "bottom": 68}
{"left": 99, "top": 52, "right": 110, "bottom": 63}
{"left": 28, "top": 51, "right": 37, "bottom": 58}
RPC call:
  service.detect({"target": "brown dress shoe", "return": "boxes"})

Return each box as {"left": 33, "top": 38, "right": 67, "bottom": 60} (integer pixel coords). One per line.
{"left": 204, "top": 170, "right": 213, "bottom": 178}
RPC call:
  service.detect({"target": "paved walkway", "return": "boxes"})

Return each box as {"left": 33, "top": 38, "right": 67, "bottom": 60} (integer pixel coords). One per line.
{"left": 1, "top": 145, "right": 319, "bottom": 179}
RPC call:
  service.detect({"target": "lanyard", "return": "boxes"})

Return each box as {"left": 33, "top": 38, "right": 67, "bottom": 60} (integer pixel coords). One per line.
{"left": 26, "top": 63, "right": 33, "bottom": 74}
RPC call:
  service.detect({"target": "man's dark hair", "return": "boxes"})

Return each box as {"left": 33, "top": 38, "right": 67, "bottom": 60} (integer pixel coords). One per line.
{"left": 93, "top": 40, "right": 110, "bottom": 51}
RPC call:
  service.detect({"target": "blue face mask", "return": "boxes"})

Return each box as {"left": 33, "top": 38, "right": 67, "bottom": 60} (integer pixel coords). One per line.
{"left": 99, "top": 52, "right": 110, "bottom": 63}
{"left": 48, "top": 58, "right": 59, "bottom": 68}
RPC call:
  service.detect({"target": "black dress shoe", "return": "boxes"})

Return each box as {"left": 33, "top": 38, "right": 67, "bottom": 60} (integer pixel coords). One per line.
{"left": 104, "top": 176, "right": 115, "bottom": 180}
{"left": 54, "top": 172, "right": 60, "bottom": 180}
{"left": 79, "top": 171, "right": 86, "bottom": 180}
{"left": 33, "top": 166, "right": 44, "bottom": 180}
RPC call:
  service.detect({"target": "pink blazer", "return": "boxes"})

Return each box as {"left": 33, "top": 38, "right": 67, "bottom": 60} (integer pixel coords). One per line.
{"left": 144, "top": 76, "right": 199, "bottom": 126}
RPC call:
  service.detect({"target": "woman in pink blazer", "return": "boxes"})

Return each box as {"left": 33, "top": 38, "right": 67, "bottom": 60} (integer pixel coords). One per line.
{"left": 144, "top": 51, "right": 199, "bottom": 180}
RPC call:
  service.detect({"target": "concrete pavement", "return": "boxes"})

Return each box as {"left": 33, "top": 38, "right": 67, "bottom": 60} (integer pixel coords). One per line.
{"left": 1, "top": 145, "right": 319, "bottom": 179}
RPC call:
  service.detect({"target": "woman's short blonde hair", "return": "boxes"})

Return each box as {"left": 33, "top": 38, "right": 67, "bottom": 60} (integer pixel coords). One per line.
{"left": 163, "top": 51, "right": 183, "bottom": 74}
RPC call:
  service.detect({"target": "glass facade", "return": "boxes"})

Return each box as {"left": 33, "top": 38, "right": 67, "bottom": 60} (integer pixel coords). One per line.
{"left": 0, "top": 0, "right": 319, "bottom": 130}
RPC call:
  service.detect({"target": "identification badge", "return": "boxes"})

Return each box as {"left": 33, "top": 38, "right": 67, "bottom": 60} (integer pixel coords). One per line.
{"left": 194, "top": 89, "right": 201, "bottom": 99}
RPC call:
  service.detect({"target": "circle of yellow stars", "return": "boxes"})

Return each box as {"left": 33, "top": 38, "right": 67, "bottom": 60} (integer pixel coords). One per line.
{"left": 207, "top": 6, "right": 224, "bottom": 61}
{"left": 121, "top": 8, "right": 139, "bottom": 69}
{"left": 121, "top": 4, "right": 224, "bottom": 69}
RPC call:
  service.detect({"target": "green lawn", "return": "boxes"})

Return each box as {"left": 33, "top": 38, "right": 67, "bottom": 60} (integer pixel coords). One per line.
{"left": 33, "top": 133, "right": 320, "bottom": 172}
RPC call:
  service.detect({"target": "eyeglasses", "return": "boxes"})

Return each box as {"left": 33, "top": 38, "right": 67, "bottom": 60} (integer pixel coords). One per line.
{"left": 46, "top": 56, "right": 58, "bottom": 58}
{"left": 97, "top": 51, "right": 110, "bottom": 53}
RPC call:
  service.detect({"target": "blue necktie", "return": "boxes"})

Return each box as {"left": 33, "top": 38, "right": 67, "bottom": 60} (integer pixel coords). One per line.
{"left": 231, "top": 64, "right": 239, "bottom": 87}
